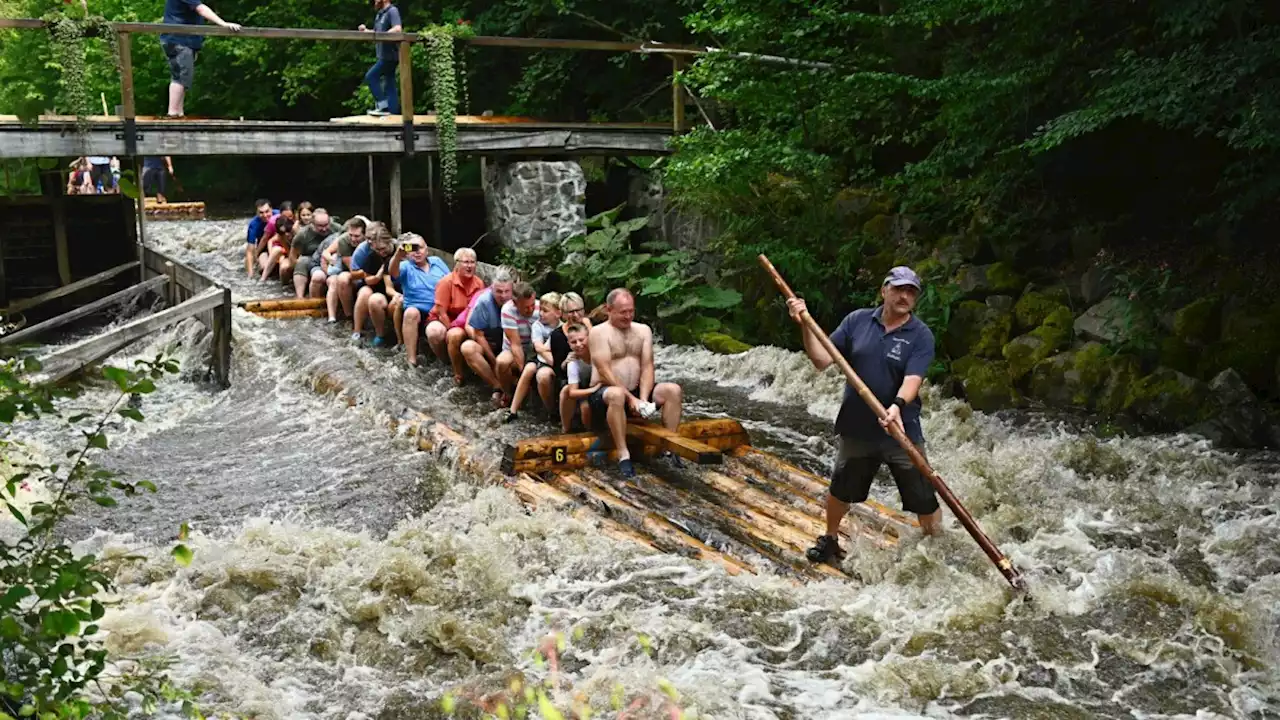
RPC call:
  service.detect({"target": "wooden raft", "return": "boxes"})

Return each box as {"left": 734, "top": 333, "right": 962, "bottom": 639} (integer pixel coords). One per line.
{"left": 144, "top": 200, "right": 205, "bottom": 220}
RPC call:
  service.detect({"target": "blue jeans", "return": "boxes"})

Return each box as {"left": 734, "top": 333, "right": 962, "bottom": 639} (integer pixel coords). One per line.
{"left": 364, "top": 57, "right": 400, "bottom": 114}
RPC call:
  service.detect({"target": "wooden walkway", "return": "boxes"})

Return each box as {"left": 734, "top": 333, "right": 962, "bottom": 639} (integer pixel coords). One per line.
{"left": 0, "top": 114, "right": 673, "bottom": 159}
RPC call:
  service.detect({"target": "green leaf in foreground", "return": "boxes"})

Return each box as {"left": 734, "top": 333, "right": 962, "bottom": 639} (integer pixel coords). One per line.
{"left": 171, "top": 544, "right": 193, "bottom": 567}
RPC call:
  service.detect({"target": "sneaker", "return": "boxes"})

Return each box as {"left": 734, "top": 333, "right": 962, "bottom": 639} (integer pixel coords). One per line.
{"left": 618, "top": 458, "right": 636, "bottom": 479}
{"left": 350, "top": 331, "right": 362, "bottom": 345}
{"left": 367, "top": 108, "right": 389, "bottom": 117}
{"left": 501, "top": 411, "right": 518, "bottom": 424}
{"left": 805, "top": 535, "right": 845, "bottom": 564}
{"left": 371, "top": 336, "right": 387, "bottom": 349}
{"left": 327, "top": 317, "right": 338, "bottom": 324}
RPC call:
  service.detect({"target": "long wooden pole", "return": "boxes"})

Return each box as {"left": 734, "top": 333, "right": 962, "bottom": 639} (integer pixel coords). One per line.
{"left": 758, "top": 254, "right": 1026, "bottom": 591}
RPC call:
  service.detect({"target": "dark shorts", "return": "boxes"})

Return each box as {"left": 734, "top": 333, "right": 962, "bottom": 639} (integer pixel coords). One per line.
{"left": 829, "top": 436, "right": 939, "bottom": 515}
{"left": 293, "top": 255, "right": 319, "bottom": 278}
{"left": 587, "top": 385, "right": 640, "bottom": 423}
{"left": 162, "top": 43, "right": 198, "bottom": 88}
{"left": 141, "top": 166, "right": 165, "bottom": 195}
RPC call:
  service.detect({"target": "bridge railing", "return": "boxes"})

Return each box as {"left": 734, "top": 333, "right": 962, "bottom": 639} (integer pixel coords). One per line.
{"left": 0, "top": 17, "right": 700, "bottom": 157}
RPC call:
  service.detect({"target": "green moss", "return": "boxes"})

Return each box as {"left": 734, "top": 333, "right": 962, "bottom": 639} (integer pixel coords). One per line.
{"left": 666, "top": 323, "right": 696, "bottom": 346}
{"left": 953, "top": 356, "right": 1021, "bottom": 411}
{"left": 865, "top": 250, "right": 896, "bottom": 281}
{"left": 1096, "top": 353, "right": 1141, "bottom": 415}
{"left": 700, "top": 332, "right": 752, "bottom": 355}
{"left": 985, "top": 261, "right": 1023, "bottom": 294}
{"left": 1172, "top": 297, "right": 1221, "bottom": 345}
{"left": 862, "top": 214, "right": 896, "bottom": 240}
{"left": 1013, "top": 292, "right": 1068, "bottom": 332}
{"left": 1071, "top": 341, "right": 1112, "bottom": 406}
{"left": 1003, "top": 309, "right": 1072, "bottom": 380}
{"left": 1123, "top": 367, "right": 1212, "bottom": 429}
{"left": 1159, "top": 336, "right": 1196, "bottom": 375}
{"left": 946, "top": 302, "right": 1009, "bottom": 358}
{"left": 913, "top": 257, "right": 943, "bottom": 281}
{"left": 1041, "top": 306, "right": 1074, "bottom": 333}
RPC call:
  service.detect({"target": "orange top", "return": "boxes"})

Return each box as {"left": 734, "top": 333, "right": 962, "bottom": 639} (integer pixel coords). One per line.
{"left": 430, "top": 271, "right": 485, "bottom": 323}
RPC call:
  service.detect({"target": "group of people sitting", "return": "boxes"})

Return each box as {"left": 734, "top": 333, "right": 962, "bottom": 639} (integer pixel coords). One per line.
{"left": 244, "top": 198, "right": 686, "bottom": 479}
{"left": 66, "top": 156, "right": 123, "bottom": 195}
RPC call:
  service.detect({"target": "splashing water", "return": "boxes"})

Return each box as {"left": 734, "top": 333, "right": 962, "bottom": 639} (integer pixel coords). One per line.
{"left": 3, "top": 220, "right": 1277, "bottom": 719}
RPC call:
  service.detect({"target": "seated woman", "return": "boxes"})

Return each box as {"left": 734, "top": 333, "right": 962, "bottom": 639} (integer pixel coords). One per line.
{"left": 257, "top": 200, "right": 296, "bottom": 259}
{"left": 258, "top": 215, "right": 295, "bottom": 283}
{"left": 505, "top": 292, "right": 562, "bottom": 422}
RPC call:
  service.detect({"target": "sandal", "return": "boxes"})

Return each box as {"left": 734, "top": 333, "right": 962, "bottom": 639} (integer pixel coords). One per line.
{"left": 805, "top": 535, "right": 846, "bottom": 564}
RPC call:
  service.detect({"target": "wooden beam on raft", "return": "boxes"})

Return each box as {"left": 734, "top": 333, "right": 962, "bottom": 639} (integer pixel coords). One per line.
{"left": 0, "top": 275, "right": 168, "bottom": 347}
{"left": 502, "top": 418, "right": 747, "bottom": 473}
{"left": 250, "top": 308, "right": 327, "bottom": 320}
{"left": 625, "top": 421, "right": 722, "bottom": 464}
{"left": 239, "top": 297, "right": 326, "bottom": 313}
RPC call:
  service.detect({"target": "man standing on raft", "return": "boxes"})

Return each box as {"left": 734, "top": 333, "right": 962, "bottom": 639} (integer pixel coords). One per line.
{"left": 786, "top": 266, "right": 942, "bottom": 565}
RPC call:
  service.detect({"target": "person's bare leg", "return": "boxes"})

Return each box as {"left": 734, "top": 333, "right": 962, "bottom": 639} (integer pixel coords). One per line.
{"left": 446, "top": 328, "right": 467, "bottom": 383}
{"left": 509, "top": 363, "right": 536, "bottom": 414}
{"left": 653, "top": 382, "right": 684, "bottom": 432}
{"left": 426, "top": 321, "right": 448, "bottom": 361}
{"left": 338, "top": 274, "right": 355, "bottom": 317}
{"left": 403, "top": 307, "right": 422, "bottom": 364}
{"left": 495, "top": 351, "right": 516, "bottom": 396}
{"left": 309, "top": 271, "right": 326, "bottom": 299}
{"left": 293, "top": 272, "right": 307, "bottom": 299}
{"left": 354, "top": 287, "right": 371, "bottom": 335}
{"left": 559, "top": 385, "right": 575, "bottom": 433}
{"left": 604, "top": 388, "right": 630, "bottom": 460}
{"left": 168, "top": 82, "right": 185, "bottom": 116}
{"left": 535, "top": 367, "right": 557, "bottom": 412}
{"left": 918, "top": 509, "right": 943, "bottom": 536}
{"left": 460, "top": 340, "right": 500, "bottom": 388}
{"left": 826, "top": 494, "right": 850, "bottom": 538}
{"left": 259, "top": 247, "right": 283, "bottom": 282}
{"left": 392, "top": 300, "right": 404, "bottom": 347}
{"left": 370, "top": 294, "right": 388, "bottom": 337}
{"left": 325, "top": 276, "right": 341, "bottom": 321}
{"left": 279, "top": 256, "right": 294, "bottom": 281}
{"left": 245, "top": 245, "right": 256, "bottom": 280}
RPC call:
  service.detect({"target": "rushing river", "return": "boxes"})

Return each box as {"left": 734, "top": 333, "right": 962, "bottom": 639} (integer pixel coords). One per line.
{"left": 3, "top": 220, "right": 1278, "bottom": 719}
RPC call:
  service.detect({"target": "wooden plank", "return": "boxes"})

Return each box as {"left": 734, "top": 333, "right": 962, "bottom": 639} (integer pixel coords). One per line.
{"left": 117, "top": 32, "right": 135, "bottom": 119}
{"left": 211, "top": 286, "right": 232, "bottom": 387}
{"left": 240, "top": 297, "right": 326, "bottom": 312}
{"left": 506, "top": 419, "right": 747, "bottom": 461}
{"left": 397, "top": 39, "right": 414, "bottom": 156}
{"left": 51, "top": 199, "right": 71, "bottom": 285}
{"left": 626, "top": 422, "right": 722, "bottom": 464}
{"left": 672, "top": 55, "right": 685, "bottom": 133}
{"left": 38, "top": 287, "right": 223, "bottom": 383}
{"left": 252, "top": 308, "right": 327, "bottom": 319}
{"left": 142, "top": 247, "right": 216, "bottom": 295}
{"left": 389, "top": 157, "right": 402, "bottom": 235}
{"left": 0, "top": 275, "right": 167, "bottom": 346}
{"left": 3, "top": 261, "right": 140, "bottom": 314}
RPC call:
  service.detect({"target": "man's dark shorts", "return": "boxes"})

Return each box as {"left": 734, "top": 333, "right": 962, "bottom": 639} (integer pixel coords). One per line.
{"left": 163, "top": 43, "right": 198, "bottom": 89}
{"left": 587, "top": 385, "right": 639, "bottom": 428}
{"left": 830, "top": 436, "right": 939, "bottom": 515}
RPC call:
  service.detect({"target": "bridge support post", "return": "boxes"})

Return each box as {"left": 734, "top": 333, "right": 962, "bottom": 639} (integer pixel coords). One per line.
{"left": 211, "top": 285, "right": 232, "bottom": 387}
{"left": 389, "top": 157, "right": 402, "bottom": 235}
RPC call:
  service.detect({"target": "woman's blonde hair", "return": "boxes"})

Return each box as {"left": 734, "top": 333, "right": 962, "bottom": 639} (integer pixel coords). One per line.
{"left": 540, "top": 292, "right": 562, "bottom": 310}
{"left": 559, "top": 292, "right": 584, "bottom": 312}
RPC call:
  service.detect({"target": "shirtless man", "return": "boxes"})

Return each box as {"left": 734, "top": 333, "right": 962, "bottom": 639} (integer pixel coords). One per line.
{"left": 587, "top": 288, "right": 684, "bottom": 478}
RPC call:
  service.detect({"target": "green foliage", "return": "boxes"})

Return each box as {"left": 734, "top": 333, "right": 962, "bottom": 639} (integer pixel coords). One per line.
{"left": 1, "top": 353, "right": 200, "bottom": 718}
{"left": 421, "top": 23, "right": 475, "bottom": 203}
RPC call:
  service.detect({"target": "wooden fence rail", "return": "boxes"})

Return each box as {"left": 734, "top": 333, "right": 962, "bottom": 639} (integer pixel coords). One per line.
{"left": 140, "top": 246, "right": 232, "bottom": 386}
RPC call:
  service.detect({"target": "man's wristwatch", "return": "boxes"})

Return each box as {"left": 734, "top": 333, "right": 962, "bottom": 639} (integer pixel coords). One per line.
{"left": 892, "top": 397, "right": 908, "bottom": 411}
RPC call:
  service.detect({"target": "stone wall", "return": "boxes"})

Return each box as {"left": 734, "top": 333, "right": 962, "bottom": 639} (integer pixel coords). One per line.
{"left": 482, "top": 161, "right": 586, "bottom": 250}
{"left": 626, "top": 169, "right": 722, "bottom": 281}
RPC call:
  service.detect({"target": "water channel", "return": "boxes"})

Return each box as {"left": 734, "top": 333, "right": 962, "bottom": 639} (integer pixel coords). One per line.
{"left": 4, "top": 219, "right": 1278, "bottom": 718}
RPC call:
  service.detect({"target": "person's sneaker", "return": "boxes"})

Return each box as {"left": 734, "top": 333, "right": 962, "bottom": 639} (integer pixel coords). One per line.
{"left": 327, "top": 317, "right": 338, "bottom": 324}
{"left": 805, "top": 535, "right": 845, "bottom": 564}
{"left": 618, "top": 458, "right": 636, "bottom": 479}
{"left": 350, "top": 331, "right": 362, "bottom": 345}
{"left": 367, "top": 107, "right": 389, "bottom": 117}
{"left": 501, "top": 411, "right": 518, "bottom": 424}
{"left": 371, "top": 336, "right": 387, "bottom": 349}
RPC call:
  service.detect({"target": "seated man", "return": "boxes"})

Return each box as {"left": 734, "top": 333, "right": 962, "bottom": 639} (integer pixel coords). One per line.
{"left": 505, "top": 291, "right": 562, "bottom": 422}
{"left": 389, "top": 233, "right": 450, "bottom": 366}
{"left": 428, "top": 248, "right": 485, "bottom": 384}
{"left": 588, "top": 288, "right": 684, "bottom": 478}
{"left": 459, "top": 270, "right": 515, "bottom": 404}
{"left": 319, "top": 216, "right": 369, "bottom": 322}
{"left": 350, "top": 223, "right": 397, "bottom": 347}
{"left": 288, "top": 208, "right": 336, "bottom": 299}
{"left": 558, "top": 322, "right": 598, "bottom": 433}
{"left": 244, "top": 198, "right": 276, "bottom": 280}
{"left": 495, "top": 282, "right": 539, "bottom": 408}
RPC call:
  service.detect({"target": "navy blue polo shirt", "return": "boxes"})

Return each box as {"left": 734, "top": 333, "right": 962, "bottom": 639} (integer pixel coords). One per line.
{"left": 829, "top": 306, "right": 935, "bottom": 444}
{"left": 373, "top": 5, "right": 402, "bottom": 61}
{"left": 160, "top": 0, "right": 205, "bottom": 49}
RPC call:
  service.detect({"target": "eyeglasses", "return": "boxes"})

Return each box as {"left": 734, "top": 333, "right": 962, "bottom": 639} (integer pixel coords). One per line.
{"left": 458, "top": 259, "right": 477, "bottom": 265}
{"left": 562, "top": 306, "right": 584, "bottom": 313}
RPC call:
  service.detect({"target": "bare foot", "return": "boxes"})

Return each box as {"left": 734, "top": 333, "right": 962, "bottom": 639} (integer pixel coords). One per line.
{"left": 453, "top": 374, "right": 464, "bottom": 386}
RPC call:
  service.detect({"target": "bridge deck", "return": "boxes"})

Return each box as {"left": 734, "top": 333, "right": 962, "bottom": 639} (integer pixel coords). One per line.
{"left": 0, "top": 114, "right": 672, "bottom": 158}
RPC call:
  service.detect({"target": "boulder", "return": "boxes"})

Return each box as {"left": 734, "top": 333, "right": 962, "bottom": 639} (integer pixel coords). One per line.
{"left": 1198, "top": 302, "right": 1280, "bottom": 397}
{"left": 1028, "top": 342, "right": 1114, "bottom": 409}
{"left": 1123, "top": 367, "right": 1211, "bottom": 431}
{"left": 1074, "top": 296, "right": 1146, "bottom": 347}
{"left": 1172, "top": 297, "right": 1221, "bottom": 346}
{"left": 1158, "top": 336, "right": 1197, "bottom": 375}
{"left": 1002, "top": 307, "right": 1073, "bottom": 380}
{"left": 700, "top": 332, "right": 752, "bottom": 355}
{"left": 954, "top": 262, "right": 1023, "bottom": 299}
{"left": 1095, "top": 352, "right": 1142, "bottom": 415}
{"left": 1188, "top": 368, "right": 1271, "bottom": 448}
{"left": 945, "top": 301, "right": 1011, "bottom": 359}
{"left": 952, "top": 356, "right": 1021, "bottom": 412}
{"left": 935, "top": 233, "right": 985, "bottom": 266}
{"left": 1013, "top": 291, "right": 1070, "bottom": 332}
{"left": 833, "top": 187, "right": 895, "bottom": 222}
{"left": 665, "top": 324, "right": 696, "bottom": 346}
{"left": 1080, "top": 266, "right": 1116, "bottom": 305}
{"left": 985, "top": 295, "right": 1015, "bottom": 313}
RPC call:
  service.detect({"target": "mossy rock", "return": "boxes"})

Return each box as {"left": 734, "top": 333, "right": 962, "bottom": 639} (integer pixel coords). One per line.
{"left": 1003, "top": 310, "right": 1073, "bottom": 381}
{"left": 862, "top": 214, "right": 897, "bottom": 241}
{"left": 1013, "top": 292, "right": 1070, "bottom": 332}
{"left": 1123, "top": 367, "right": 1212, "bottom": 430}
{"left": 945, "top": 301, "right": 1011, "bottom": 359}
{"left": 700, "top": 332, "right": 752, "bottom": 355}
{"left": 913, "top": 256, "right": 944, "bottom": 282}
{"left": 1027, "top": 342, "right": 1112, "bottom": 409}
{"left": 1200, "top": 302, "right": 1280, "bottom": 396}
{"left": 1096, "top": 353, "right": 1142, "bottom": 415}
{"left": 1159, "top": 336, "right": 1197, "bottom": 375}
{"left": 865, "top": 250, "right": 897, "bottom": 281}
{"left": 1070, "top": 341, "right": 1114, "bottom": 407}
{"left": 1172, "top": 296, "right": 1221, "bottom": 346}
{"left": 952, "top": 356, "right": 1021, "bottom": 411}
{"left": 833, "top": 187, "right": 895, "bottom": 221}
{"left": 665, "top": 323, "right": 697, "bottom": 346}
{"left": 953, "top": 262, "right": 1023, "bottom": 299}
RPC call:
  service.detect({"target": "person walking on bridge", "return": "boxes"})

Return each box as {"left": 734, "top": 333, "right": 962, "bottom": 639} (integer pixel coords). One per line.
{"left": 358, "top": 0, "right": 403, "bottom": 117}
{"left": 159, "top": 0, "right": 241, "bottom": 117}
{"left": 786, "top": 266, "right": 942, "bottom": 565}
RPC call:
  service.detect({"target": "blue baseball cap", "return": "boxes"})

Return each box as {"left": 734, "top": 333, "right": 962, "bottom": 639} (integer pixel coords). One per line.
{"left": 883, "top": 266, "right": 922, "bottom": 290}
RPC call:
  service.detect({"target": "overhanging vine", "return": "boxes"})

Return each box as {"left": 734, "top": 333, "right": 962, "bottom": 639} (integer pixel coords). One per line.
{"left": 43, "top": 12, "right": 120, "bottom": 132}
{"left": 422, "top": 21, "right": 473, "bottom": 204}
